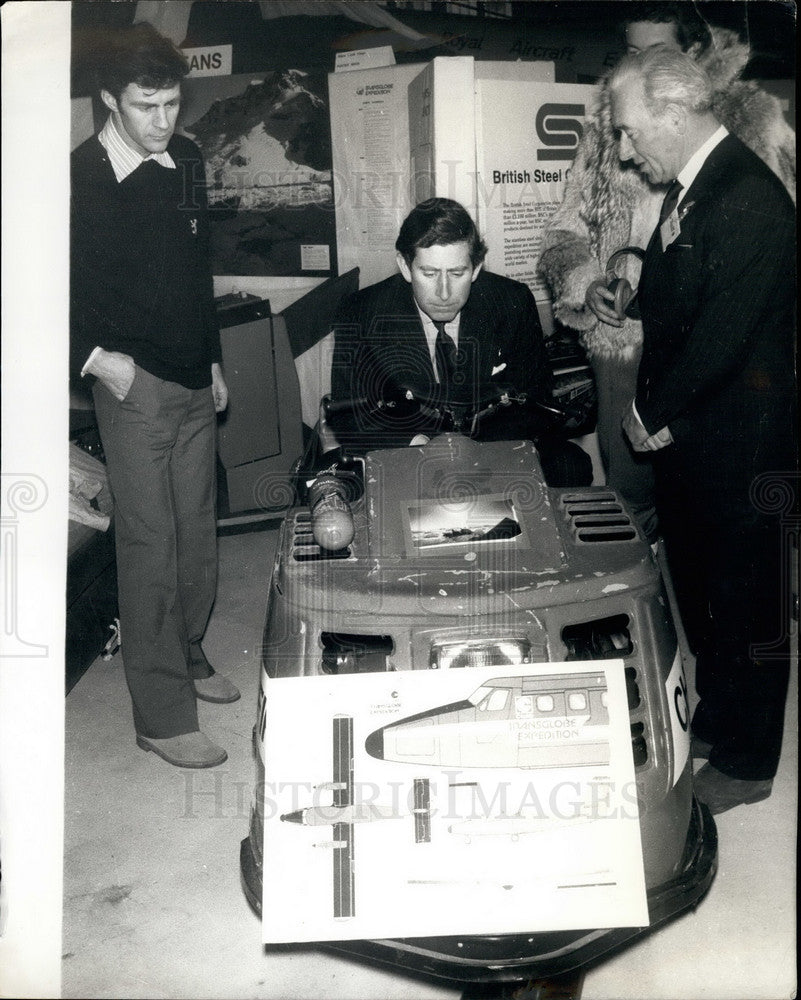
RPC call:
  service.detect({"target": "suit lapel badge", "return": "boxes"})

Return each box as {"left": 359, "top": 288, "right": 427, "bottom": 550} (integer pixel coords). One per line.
{"left": 661, "top": 199, "right": 695, "bottom": 251}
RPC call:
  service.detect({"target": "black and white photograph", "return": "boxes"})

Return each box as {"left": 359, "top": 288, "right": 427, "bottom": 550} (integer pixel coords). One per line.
{"left": 0, "top": 2, "right": 796, "bottom": 998}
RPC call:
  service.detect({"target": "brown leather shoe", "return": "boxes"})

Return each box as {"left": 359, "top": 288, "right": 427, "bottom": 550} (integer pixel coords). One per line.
{"left": 189, "top": 640, "right": 240, "bottom": 703}
{"left": 136, "top": 731, "right": 228, "bottom": 768}
{"left": 193, "top": 673, "right": 240, "bottom": 703}
{"left": 693, "top": 763, "right": 772, "bottom": 815}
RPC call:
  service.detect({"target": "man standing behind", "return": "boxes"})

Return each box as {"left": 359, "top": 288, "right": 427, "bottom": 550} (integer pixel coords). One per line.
{"left": 611, "top": 47, "right": 796, "bottom": 813}
{"left": 330, "top": 198, "right": 591, "bottom": 487}
{"left": 71, "top": 23, "right": 239, "bottom": 769}
{"left": 538, "top": 2, "right": 795, "bottom": 545}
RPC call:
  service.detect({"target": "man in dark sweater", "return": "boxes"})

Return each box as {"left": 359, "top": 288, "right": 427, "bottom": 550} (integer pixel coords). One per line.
{"left": 71, "top": 23, "right": 238, "bottom": 769}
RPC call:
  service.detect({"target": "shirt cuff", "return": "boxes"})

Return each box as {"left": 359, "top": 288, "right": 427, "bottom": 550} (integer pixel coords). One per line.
{"left": 80, "top": 346, "right": 102, "bottom": 378}
{"left": 630, "top": 399, "right": 649, "bottom": 434}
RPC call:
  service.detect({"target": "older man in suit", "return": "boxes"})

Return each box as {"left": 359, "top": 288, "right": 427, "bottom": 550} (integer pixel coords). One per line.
{"left": 330, "top": 198, "right": 591, "bottom": 487}
{"left": 612, "top": 46, "right": 796, "bottom": 813}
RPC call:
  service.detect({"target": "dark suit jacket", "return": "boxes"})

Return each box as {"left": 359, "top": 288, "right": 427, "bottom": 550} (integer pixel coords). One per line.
{"left": 330, "top": 269, "right": 553, "bottom": 407}
{"left": 635, "top": 136, "right": 795, "bottom": 775}
{"left": 636, "top": 133, "right": 795, "bottom": 459}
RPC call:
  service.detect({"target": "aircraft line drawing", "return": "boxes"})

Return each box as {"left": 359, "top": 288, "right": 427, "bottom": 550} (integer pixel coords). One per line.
{"left": 280, "top": 715, "right": 431, "bottom": 919}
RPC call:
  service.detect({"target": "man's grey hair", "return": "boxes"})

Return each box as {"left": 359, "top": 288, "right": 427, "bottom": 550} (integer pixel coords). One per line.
{"left": 609, "top": 44, "right": 713, "bottom": 116}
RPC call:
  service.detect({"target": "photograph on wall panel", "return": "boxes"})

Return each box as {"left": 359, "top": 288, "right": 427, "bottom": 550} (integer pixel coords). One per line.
{"left": 178, "top": 69, "right": 336, "bottom": 277}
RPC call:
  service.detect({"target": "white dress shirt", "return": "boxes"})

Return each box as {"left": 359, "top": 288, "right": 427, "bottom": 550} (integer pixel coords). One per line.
{"left": 98, "top": 112, "right": 176, "bottom": 183}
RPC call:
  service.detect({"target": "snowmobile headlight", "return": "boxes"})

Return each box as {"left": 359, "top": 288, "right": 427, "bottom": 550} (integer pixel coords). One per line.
{"left": 429, "top": 637, "right": 531, "bottom": 670}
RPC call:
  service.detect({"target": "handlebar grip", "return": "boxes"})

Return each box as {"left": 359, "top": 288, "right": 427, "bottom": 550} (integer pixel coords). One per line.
{"left": 323, "top": 395, "right": 370, "bottom": 418}
{"left": 528, "top": 399, "right": 571, "bottom": 421}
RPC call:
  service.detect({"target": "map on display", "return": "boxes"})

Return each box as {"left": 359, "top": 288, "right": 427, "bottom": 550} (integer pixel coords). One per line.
{"left": 179, "top": 69, "right": 336, "bottom": 277}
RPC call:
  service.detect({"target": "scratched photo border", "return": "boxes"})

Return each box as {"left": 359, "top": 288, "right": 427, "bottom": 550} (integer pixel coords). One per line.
{"left": 1, "top": 2, "right": 796, "bottom": 998}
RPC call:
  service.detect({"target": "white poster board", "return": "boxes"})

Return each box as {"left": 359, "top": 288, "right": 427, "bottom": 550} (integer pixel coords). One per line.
{"left": 475, "top": 80, "right": 598, "bottom": 300}
{"left": 408, "top": 57, "right": 556, "bottom": 217}
{"left": 408, "top": 57, "right": 476, "bottom": 209}
{"left": 329, "top": 64, "right": 420, "bottom": 286}
{"left": 261, "top": 660, "right": 648, "bottom": 943}
{"left": 330, "top": 59, "right": 561, "bottom": 287}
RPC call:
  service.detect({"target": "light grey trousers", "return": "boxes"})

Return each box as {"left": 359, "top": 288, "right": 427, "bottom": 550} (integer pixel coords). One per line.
{"left": 93, "top": 366, "right": 218, "bottom": 738}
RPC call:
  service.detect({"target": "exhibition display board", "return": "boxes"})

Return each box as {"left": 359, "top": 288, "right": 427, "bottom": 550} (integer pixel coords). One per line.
{"left": 330, "top": 56, "right": 590, "bottom": 297}
{"left": 329, "top": 63, "right": 422, "bottom": 288}
{"left": 261, "top": 660, "right": 648, "bottom": 943}
{"left": 475, "top": 79, "right": 597, "bottom": 301}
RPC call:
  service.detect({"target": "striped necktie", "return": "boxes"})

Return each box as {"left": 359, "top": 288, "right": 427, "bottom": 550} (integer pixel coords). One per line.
{"left": 659, "top": 179, "right": 683, "bottom": 224}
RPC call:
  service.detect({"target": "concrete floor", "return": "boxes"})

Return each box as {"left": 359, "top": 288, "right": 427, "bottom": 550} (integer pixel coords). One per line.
{"left": 63, "top": 529, "right": 797, "bottom": 1000}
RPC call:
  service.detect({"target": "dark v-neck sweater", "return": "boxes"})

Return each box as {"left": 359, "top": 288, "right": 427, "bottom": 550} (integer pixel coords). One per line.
{"left": 70, "top": 133, "right": 221, "bottom": 389}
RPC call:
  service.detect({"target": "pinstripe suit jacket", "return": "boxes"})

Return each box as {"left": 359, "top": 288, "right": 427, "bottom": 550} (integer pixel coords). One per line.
{"left": 636, "top": 134, "right": 795, "bottom": 441}
{"left": 330, "top": 270, "right": 553, "bottom": 407}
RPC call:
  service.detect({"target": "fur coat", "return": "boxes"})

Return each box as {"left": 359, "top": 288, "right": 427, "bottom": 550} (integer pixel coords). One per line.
{"left": 538, "top": 28, "right": 796, "bottom": 361}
